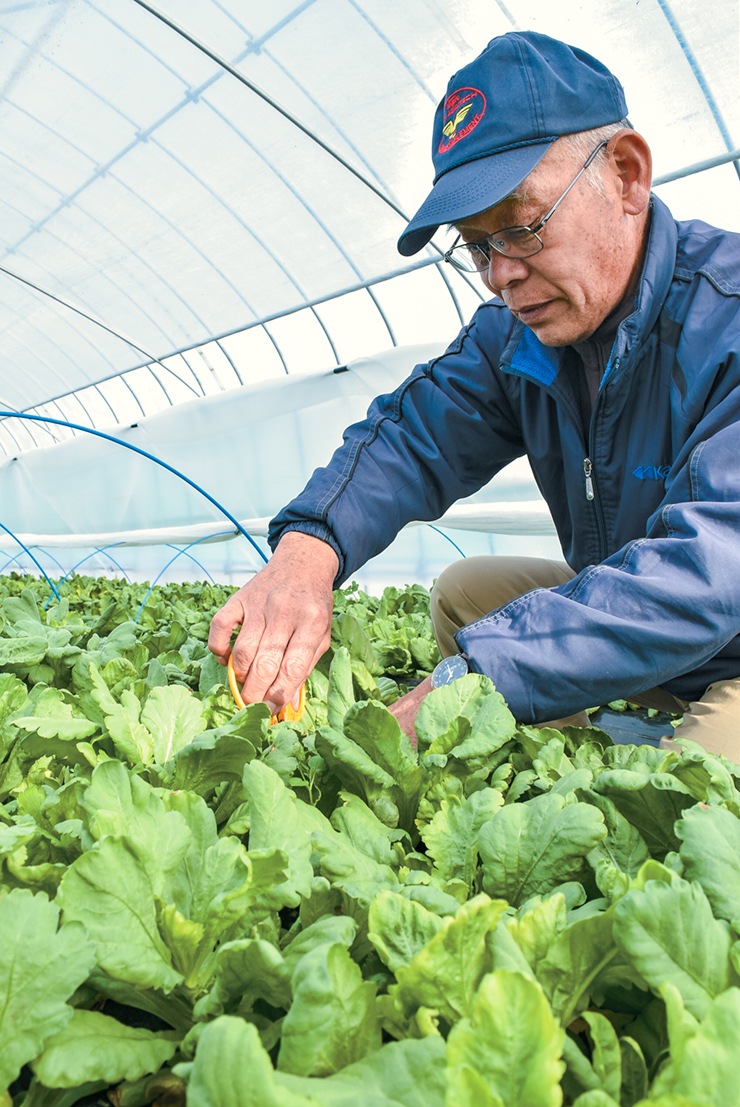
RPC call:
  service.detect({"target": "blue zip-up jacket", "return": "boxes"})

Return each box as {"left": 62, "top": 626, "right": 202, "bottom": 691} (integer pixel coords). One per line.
{"left": 270, "top": 197, "right": 740, "bottom": 722}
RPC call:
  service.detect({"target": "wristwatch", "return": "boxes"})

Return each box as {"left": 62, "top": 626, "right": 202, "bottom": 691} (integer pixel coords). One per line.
{"left": 431, "top": 654, "right": 470, "bottom": 689}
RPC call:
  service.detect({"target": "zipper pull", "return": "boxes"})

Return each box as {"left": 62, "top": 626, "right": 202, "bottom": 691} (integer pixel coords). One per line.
{"left": 583, "top": 457, "right": 595, "bottom": 501}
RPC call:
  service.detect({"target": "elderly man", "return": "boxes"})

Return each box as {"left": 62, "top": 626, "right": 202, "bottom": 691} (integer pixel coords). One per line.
{"left": 209, "top": 31, "right": 740, "bottom": 757}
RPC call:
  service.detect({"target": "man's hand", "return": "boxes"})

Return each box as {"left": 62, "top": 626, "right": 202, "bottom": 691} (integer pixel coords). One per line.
{"left": 208, "top": 531, "right": 339, "bottom": 714}
{"left": 388, "top": 675, "right": 432, "bottom": 749}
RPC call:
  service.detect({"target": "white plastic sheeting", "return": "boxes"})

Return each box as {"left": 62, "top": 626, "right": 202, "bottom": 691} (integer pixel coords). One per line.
{"left": 0, "top": 342, "right": 558, "bottom": 588}
{"left": 0, "top": 0, "right": 737, "bottom": 587}
{"left": 0, "top": 0, "right": 738, "bottom": 422}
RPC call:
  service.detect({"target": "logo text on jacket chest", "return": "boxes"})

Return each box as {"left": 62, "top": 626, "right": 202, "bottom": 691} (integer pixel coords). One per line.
{"left": 632, "top": 465, "right": 670, "bottom": 481}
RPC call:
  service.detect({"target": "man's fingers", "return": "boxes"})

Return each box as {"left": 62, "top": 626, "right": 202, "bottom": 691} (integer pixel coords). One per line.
{"left": 207, "top": 598, "right": 247, "bottom": 664}
{"left": 242, "top": 633, "right": 317, "bottom": 711}
{"left": 208, "top": 533, "right": 339, "bottom": 708}
{"left": 250, "top": 617, "right": 332, "bottom": 712}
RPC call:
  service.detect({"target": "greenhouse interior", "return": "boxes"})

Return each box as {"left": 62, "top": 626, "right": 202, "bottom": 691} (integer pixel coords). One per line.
{"left": 1, "top": 0, "right": 740, "bottom": 1103}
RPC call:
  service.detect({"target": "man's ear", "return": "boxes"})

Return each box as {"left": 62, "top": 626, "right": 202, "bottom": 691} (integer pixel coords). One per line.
{"left": 608, "top": 130, "right": 652, "bottom": 216}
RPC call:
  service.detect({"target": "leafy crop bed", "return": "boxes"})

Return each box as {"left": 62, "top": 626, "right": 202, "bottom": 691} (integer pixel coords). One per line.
{"left": 1, "top": 572, "right": 739, "bottom": 1107}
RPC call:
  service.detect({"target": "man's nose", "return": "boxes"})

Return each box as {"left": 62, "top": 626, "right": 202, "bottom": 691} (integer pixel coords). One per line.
{"left": 483, "top": 252, "right": 530, "bottom": 293}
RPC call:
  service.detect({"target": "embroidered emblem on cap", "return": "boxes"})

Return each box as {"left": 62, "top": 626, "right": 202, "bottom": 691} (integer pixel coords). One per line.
{"left": 438, "top": 87, "right": 486, "bottom": 154}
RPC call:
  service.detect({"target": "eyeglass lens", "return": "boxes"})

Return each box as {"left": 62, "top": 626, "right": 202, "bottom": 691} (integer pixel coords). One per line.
{"left": 445, "top": 140, "right": 609, "bottom": 273}
{"left": 456, "top": 226, "right": 540, "bottom": 269}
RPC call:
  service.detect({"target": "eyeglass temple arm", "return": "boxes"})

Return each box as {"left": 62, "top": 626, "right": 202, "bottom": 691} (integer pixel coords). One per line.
{"left": 533, "top": 139, "right": 609, "bottom": 233}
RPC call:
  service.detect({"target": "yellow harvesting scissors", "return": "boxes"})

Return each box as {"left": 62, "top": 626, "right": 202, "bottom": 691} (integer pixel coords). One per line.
{"left": 227, "top": 653, "right": 306, "bottom": 723}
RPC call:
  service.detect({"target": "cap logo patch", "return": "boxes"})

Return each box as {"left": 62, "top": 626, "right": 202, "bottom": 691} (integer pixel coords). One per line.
{"left": 438, "top": 87, "right": 486, "bottom": 154}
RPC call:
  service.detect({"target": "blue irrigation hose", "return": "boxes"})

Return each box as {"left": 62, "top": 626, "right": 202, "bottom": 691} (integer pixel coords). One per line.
{"left": 0, "top": 523, "right": 61, "bottom": 600}
{"left": 0, "top": 411, "right": 270, "bottom": 565}
{"left": 0, "top": 553, "right": 24, "bottom": 574}
{"left": 35, "top": 546, "right": 67, "bottom": 578}
{"left": 59, "top": 545, "right": 133, "bottom": 585}
{"left": 427, "top": 524, "right": 466, "bottom": 559}
{"left": 43, "top": 544, "right": 133, "bottom": 609}
{"left": 134, "top": 531, "right": 235, "bottom": 623}
{"left": 165, "top": 542, "right": 216, "bottom": 585}
{"left": 0, "top": 416, "right": 270, "bottom": 580}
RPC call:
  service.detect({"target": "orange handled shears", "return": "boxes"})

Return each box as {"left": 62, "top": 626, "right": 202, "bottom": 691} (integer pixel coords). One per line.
{"left": 227, "top": 653, "right": 306, "bottom": 723}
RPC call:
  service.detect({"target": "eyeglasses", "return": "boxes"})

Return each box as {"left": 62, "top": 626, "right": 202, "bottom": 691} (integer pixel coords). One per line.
{"left": 443, "top": 139, "right": 609, "bottom": 273}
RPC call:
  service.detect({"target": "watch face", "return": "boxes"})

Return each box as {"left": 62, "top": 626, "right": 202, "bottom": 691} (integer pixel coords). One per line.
{"left": 432, "top": 654, "right": 469, "bottom": 688}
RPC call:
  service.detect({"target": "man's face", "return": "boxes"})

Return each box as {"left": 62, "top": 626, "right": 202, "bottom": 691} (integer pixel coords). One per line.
{"left": 455, "top": 143, "right": 644, "bottom": 346}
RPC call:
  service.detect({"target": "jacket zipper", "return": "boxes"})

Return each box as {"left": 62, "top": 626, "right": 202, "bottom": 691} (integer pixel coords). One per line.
{"left": 582, "top": 356, "right": 620, "bottom": 555}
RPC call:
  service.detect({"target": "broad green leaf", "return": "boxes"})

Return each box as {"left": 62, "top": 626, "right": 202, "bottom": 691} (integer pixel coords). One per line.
{"left": 0, "top": 635, "right": 48, "bottom": 666}
{"left": 581, "top": 1012, "right": 621, "bottom": 1100}
{"left": 58, "top": 836, "right": 184, "bottom": 993}
{"left": 171, "top": 730, "right": 258, "bottom": 795}
{"left": 160, "top": 835, "right": 259, "bottom": 988}
{"left": 343, "top": 700, "right": 423, "bottom": 827}
{"left": 243, "top": 761, "right": 313, "bottom": 907}
{"left": 0, "top": 672, "right": 29, "bottom": 727}
{"left": 332, "top": 613, "right": 381, "bottom": 675}
{"left": 506, "top": 892, "right": 568, "bottom": 972}
{"left": 583, "top": 791, "right": 651, "bottom": 902}
{"left": 446, "top": 970, "right": 565, "bottom": 1107}
{"left": 421, "top": 787, "right": 503, "bottom": 888}
{"left": 651, "top": 983, "right": 740, "bottom": 1105}
{"left": 276, "top": 1036, "right": 447, "bottom": 1107}
{"left": 101, "top": 688, "right": 155, "bottom": 765}
{"left": 562, "top": 1034, "right": 601, "bottom": 1097}
{"left": 157, "top": 904, "right": 206, "bottom": 986}
{"left": 368, "top": 891, "right": 443, "bottom": 973}
{"left": 592, "top": 770, "right": 694, "bottom": 857}
{"left": 162, "top": 791, "right": 254, "bottom": 940}
{"left": 31, "top": 1008, "right": 178, "bottom": 1087}
{"left": 98, "top": 654, "right": 143, "bottom": 696}
{"left": 538, "top": 906, "right": 622, "bottom": 1025}
{"left": 571, "top": 1094, "right": 620, "bottom": 1106}
{"left": 282, "top": 914, "right": 357, "bottom": 977}
{"left": 670, "top": 747, "right": 739, "bottom": 807}
{"left": 327, "top": 647, "right": 356, "bottom": 730}
{"left": 199, "top": 649, "right": 228, "bottom": 694}
{"left": 80, "top": 760, "right": 191, "bottom": 880}
{"left": 315, "top": 724, "right": 400, "bottom": 826}
{"left": 393, "top": 894, "right": 507, "bottom": 1023}
{"left": 613, "top": 876, "right": 736, "bottom": 1018}
{"left": 331, "top": 791, "right": 407, "bottom": 868}
{"left": 310, "top": 822, "right": 399, "bottom": 910}
{"left": 245, "top": 845, "right": 293, "bottom": 903}
{"left": 262, "top": 723, "right": 303, "bottom": 782}
{"left": 2, "top": 589, "right": 42, "bottom": 623}
{"left": 194, "top": 938, "right": 292, "bottom": 1020}
{"left": 415, "top": 675, "right": 515, "bottom": 760}
{"left": 446, "top": 1065, "right": 505, "bottom": 1107}
{"left": 400, "top": 882, "right": 461, "bottom": 917}
{"left": 676, "top": 804, "right": 740, "bottom": 924}
{"left": 479, "top": 792, "right": 606, "bottom": 907}
{"left": 658, "top": 981, "right": 700, "bottom": 1067}
{"left": 602, "top": 743, "right": 670, "bottom": 772}
{"left": 550, "top": 767, "right": 594, "bottom": 797}
{"left": 488, "top": 915, "right": 537, "bottom": 978}
{"left": 175, "top": 1016, "right": 317, "bottom": 1106}
{"left": 140, "top": 684, "right": 207, "bottom": 764}
{"left": 0, "top": 889, "right": 96, "bottom": 1091}
{"left": 619, "top": 1037, "right": 648, "bottom": 1107}
{"left": 532, "top": 736, "right": 576, "bottom": 788}
{"left": 278, "top": 942, "right": 381, "bottom": 1076}
{"left": 13, "top": 684, "right": 99, "bottom": 743}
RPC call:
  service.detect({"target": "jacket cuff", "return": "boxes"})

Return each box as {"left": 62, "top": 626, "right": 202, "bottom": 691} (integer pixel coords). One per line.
{"left": 268, "top": 521, "right": 345, "bottom": 587}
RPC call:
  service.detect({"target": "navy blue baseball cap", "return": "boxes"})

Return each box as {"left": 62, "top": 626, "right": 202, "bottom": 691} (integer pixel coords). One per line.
{"left": 397, "top": 31, "right": 628, "bottom": 257}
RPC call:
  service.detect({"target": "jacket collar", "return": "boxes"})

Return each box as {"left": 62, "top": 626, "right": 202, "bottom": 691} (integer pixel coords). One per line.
{"left": 500, "top": 194, "right": 679, "bottom": 386}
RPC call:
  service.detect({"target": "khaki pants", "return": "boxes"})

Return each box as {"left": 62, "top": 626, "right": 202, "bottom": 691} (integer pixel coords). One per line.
{"left": 430, "top": 555, "right": 740, "bottom": 760}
